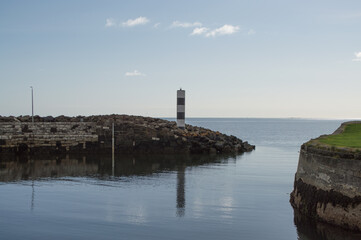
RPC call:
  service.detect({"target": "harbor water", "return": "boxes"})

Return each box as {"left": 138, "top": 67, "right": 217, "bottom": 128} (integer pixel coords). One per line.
{"left": 1, "top": 118, "right": 360, "bottom": 240}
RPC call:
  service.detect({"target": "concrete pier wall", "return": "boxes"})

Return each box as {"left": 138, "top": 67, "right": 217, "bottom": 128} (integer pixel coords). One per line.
{"left": 291, "top": 145, "right": 361, "bottom": 231}
{"left": 0, "top": 122, "right": 99, "bottom": 154}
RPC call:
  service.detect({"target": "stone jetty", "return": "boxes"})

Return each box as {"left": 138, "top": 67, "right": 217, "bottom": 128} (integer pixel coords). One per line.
{"left": 0, "top": 115, "right": 255, "bottom": 155}
{"left": 290, "top": 122, "right": 361, "bottom": 232}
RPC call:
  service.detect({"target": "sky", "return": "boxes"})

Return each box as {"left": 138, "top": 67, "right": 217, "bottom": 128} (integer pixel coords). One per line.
{"left": 0, "top": 0, "right": 361, "bottom": 119}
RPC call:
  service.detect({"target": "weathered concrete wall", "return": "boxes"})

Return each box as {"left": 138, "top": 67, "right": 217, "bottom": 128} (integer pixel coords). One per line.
{"left": 0, "top": 122, "right": 98, "bottom": 153}
{"left": 295, "top": 146, "right": 361, "bottom": 198}
{"left": 291, "top": 145, "right": 361, "bottom": 231}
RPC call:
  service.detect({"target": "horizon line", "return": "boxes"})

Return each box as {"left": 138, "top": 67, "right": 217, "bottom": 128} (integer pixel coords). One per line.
{"left": 2, "top": 114, "right": 358, "bottom": 121}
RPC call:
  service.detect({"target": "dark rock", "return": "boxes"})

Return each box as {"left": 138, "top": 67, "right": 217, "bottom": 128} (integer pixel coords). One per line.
{"left": 43, "top": 116, "right": 55, "bottom": 122}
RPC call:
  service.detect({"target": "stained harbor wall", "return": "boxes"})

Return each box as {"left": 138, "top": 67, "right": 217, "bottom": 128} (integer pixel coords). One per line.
{"left": 0, "top": 122, "right": 98, "bottom": 151}
{"left": 290, "top": 144, "right": 361, "bottom": 231}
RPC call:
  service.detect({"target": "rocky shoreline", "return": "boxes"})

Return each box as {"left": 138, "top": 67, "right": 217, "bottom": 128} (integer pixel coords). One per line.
{"left": 0, "top": 114, "right": 255, "bottom": 155}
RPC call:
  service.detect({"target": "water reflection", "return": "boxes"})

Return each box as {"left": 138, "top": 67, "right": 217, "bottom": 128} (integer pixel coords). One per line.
{"left": 4, "top": 154, "right": 361, "bottom": 239}
{"left": 31, "top": 180, "right": 34, "bottom": 211}
{"left": 0, "top": 154, "right": 233, "bottom": 180}
{"left": 176, "top": 164, "right": 185, "bottom": 217}
{"left": 0, "top": 153, "right": 234, "bottom": 218}
{"left": 0, "top": 156, "right": 98, "bottom": 181}
{"left": 294, "top": 209, "right": 361, "bottom": 240}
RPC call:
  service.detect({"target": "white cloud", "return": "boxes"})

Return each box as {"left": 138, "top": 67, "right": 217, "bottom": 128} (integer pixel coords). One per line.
{"left": 191, "top": 27, "right": 209, "bottom": 35}
{"left": 206, "top": 24, "right": 240, "bottom": 37}
{"left": 247, "top": 29, "right": 256, "bottom": 35}
{"left": 125, "top": 70, "right": 146, "bottom": 77}
{"left": 122, "top": 17, "right": 149, "bottom": 27}
{"left": 153, "top": 23, "right": 161, "bottom": 28}
{"left": 171, "top": 21, "right": 202, "bottom": 28}
{"left": 353, "top": 52, "right": 361, "bottom": 62}
{"left": 105, "top": 18, "right": 116, "bottom": 27}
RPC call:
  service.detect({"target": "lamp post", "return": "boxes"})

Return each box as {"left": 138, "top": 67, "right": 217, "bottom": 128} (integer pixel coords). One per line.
{"left": 112, "top": 122, "right": 115, "bottom": 176}
{"left": 30, "top": 86, "right": 34, "bottom": 123}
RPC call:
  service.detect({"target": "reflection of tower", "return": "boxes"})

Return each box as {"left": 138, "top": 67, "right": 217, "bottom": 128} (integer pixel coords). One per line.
{"left": 31, "top": 180, "right": 35, "bottom": 211}
{"left": 176, "top": 164, "right": 186, "bottom": 217}
{"left": 177, "top": 89, "right": 185, "bottom": 129}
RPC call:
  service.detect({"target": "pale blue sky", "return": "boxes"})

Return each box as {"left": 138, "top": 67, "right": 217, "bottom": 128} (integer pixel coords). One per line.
{"left": 1, "top": 0, "right": 361, "bottom": 118}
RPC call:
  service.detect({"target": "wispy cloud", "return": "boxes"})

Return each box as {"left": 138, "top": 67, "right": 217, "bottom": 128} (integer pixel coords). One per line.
{"left": 153, "top": 23, "right": 161, "bottom": 28}
{"left": 171, "top": 21, "right": 202, "bottom": 28}
{"left": 107, "top": 18, "right": 244, "bottom": 39}
{"left": 205, "top": 24, "right": 240, "bottom": 37}
{"left": 125, "top": 70, "right": 146, "bottom": 77}
{"left": 353, "top": 52, "right": 361, "bottom": 62}
{"left": 247, "top": 29, "right": 256, "bottom": 35}
{"left": 122, "top": 17, "right": 149, "bottom": 27}
{"left": 105, "top": 18, "right": 116, "bottom": 27}
{"left": 191, "top": 27, "right": 209, "bottom": 35}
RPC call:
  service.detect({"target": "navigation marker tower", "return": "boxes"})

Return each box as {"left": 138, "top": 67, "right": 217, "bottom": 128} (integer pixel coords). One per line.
{"left": 177, "top": 89, "right": 185, "bottom": 129}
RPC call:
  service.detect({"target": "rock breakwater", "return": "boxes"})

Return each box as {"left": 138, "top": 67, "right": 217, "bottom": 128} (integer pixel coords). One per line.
{"left": 0, "top": 115, "right": 255, "bottom": 155}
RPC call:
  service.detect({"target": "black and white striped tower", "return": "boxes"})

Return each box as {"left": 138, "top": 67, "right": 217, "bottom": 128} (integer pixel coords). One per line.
{"left": 177, "top": 88, "right": 185, "bottom": 129}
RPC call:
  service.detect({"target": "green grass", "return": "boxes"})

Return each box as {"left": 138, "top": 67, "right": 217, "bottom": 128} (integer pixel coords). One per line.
{"left": 318, "top": 123, "right": 361, "bottom": 148}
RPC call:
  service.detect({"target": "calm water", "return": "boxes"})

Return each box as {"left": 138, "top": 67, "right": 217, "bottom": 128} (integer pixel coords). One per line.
{"left": 1, "top": 118, "right": 361, "bottom": 240}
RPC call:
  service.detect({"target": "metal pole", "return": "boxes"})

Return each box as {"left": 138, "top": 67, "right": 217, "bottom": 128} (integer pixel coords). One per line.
{"left": 30, "top": 86, "right": 34, "bottom": 123}
{"left": 112, "top": 122, "right": 115, "bottom": 176}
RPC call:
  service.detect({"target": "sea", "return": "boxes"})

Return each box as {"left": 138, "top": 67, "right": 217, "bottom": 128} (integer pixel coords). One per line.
{"left": 1, "top": 118, "right": 361, "bottom": 240}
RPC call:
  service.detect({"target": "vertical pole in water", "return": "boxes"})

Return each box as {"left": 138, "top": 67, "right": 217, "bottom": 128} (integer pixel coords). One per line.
{"left": 30, "top": 86, "right": 34, "bottom": 123}
{"left": 112, "top": 122, "right": 115, "bottom": 176}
